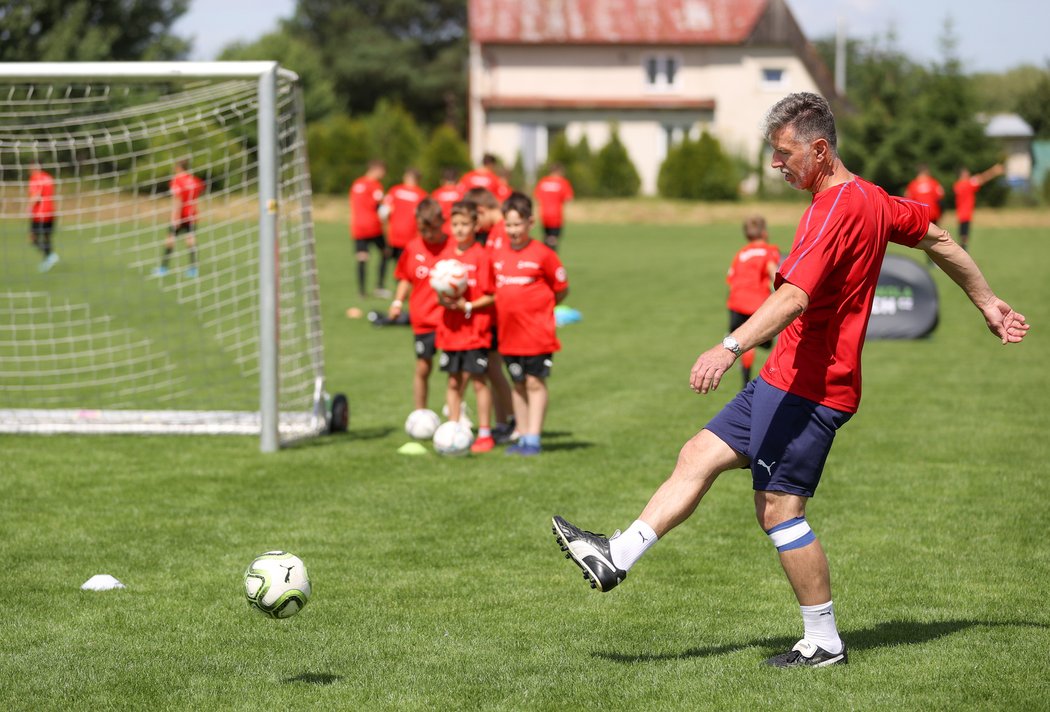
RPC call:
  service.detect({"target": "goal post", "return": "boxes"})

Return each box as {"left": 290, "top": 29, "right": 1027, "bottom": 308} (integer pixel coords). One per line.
{"left": 0, "top": 62, "right": 337, "bottom": 451}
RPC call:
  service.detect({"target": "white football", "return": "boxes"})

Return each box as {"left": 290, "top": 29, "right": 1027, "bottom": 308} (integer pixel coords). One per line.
{"left": 429, "top": 259, "right": 469, "bottom": 298}
{"left": 433, "top": 420, "right": 474, "bottom": 456}
{"left": 405, "top": 408, "right": 441, "bottom": 439}
{"left": 244, "top": 551, "right": 311, "bottom": 619}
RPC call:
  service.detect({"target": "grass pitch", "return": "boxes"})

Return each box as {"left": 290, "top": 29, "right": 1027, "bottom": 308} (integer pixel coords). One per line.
{"left": 2, "top": 209, "right": 1048, "bottom": 710}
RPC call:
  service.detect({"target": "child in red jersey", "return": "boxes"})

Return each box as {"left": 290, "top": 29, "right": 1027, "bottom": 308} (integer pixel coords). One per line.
{"left": 431, "top": 168, "right": 464, "bottom": 237}
{"left": 492, "top": 192, "right": 570, "bottom": 456}
{"left": 953, "top": 163, "right": 1003, "bottom": 251}
{"left": 534, "top": 163, "right": 574, "bottom": 251}
{"left": 436, "top": 201, "right": 498, "bottom": 453}
{"left": 27, "top": 160, "right": 58, "bottom": 272}
{"left": 388, "top": 198, "right": 448, "bottom": 412}
{"left": 155, "top": 158, "right": 205, "bottom": 278}
{"left": 726, "top": 215, "right": 780, "bottom": 387}
{"left": 349, "top": 159, "right": 390, "bottom": 298}
{"left": 382, "top": 167, "right": 429, "bottom": 263}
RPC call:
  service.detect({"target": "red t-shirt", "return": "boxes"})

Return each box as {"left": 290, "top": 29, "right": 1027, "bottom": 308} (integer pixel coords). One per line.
{"left": 349, "top": 176, "right": 384, "bottom": 239}
{"left": 431, "top": 184, "right": 463, "bottom": 235}
{"left": 763, "top": 177, "right": 930, "bottom": 413}
{"left": 534, "top": 175, "right": 574, "bottom": 228}
{"left": 383, "top": 183, "right": 428, "bottom": 249}
{"left": 394, "top": 236, "right": 449, "bottom": 334}
{"left": 435, "top": 241, "right": 495, "bottom": 352}
{"left": 726, "top": 240, "right": 780, "bottom": 315}
{"left": 492, "top": 239, "right": 569, "bottom": 356}
{"left": 904, "top": 175, "right": 944, "bottom": 222}
{"left": 953, "top": 177, "right": 981, "bottom": 222}
{"left": 484, "top": 221, "right": 509, "bottom": 253}
{"left": 458, "top": 169, "right": 509, "bottom": 201}
{"left": 28, "top": 169, "right": 55, "bottom": 220}
{"left": 170, "top": 171, "right": 204, "bottom": 220}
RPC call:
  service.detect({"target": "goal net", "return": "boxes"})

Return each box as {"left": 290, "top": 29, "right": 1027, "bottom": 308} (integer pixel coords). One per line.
{"left": 0, "top": 62, "right": 330, "bottom": 451}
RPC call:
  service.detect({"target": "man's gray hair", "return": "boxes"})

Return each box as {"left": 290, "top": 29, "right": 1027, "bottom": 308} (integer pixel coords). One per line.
{"left": 762, "top": 92, "right": 837, "bottom": 151}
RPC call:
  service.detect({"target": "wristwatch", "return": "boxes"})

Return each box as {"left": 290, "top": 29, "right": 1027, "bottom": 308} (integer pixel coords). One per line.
{"left": 722, "top": 335, "right": 742, "bottom": 356}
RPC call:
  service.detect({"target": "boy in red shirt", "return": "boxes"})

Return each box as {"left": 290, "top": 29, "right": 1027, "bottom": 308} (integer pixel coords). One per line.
{"left": 436, "top": 201, "right": 498, "bottom": 453}
{"left": 726, "top": 215, "right": 780, "bottom": 387}
{"left": 431, "top": 168, "right": 464, "bottom": 237}
{"left": 382, "top": 167, "right": 429, "bottom": 263}
{"left": 493, "top": 192, "right": 570, "bottom": 456}
{"left": 953, "top": 163, "right": 1003, "bottom": 251}
{"left": 534, "top": 163, "right": 575, "bottom": 251}
{"left": 458, "top": 153, "right": 509, "bottom": 202}
{"left": 904, "top": 164, "right": 944, "bottom": 223}
{"left": 27, "top": 161, "right": 58, "bottom": 272}
{"left": 155, "top": 158, "right": 205, "bottom": 278}
{"left": 388, "top": 198, "right": 448, "bottom": 412}
{"left": 349, "top": 160, "right": 389, "bottom": 298}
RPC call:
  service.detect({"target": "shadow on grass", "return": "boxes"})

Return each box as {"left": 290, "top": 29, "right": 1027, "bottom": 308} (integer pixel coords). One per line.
{"left": 284, "top": 425, "right": 395, "bottom": 450}
{"left": 593, "top": 619, "right": 1050, "bottom": 663}
{"left": 283, "top": 672, "right": 343, "bottom": 685}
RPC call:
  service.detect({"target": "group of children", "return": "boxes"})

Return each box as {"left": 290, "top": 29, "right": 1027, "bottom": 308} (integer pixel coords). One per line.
{"left": 388, "top": 188, "right": 569, "bottom": 456}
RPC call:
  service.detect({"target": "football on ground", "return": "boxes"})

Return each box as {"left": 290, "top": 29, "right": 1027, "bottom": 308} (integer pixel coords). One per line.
{"left": 405, "top": 408, "right": 441, "bottom": 439}
{"left": 244, "top": 551, "right": 312, "bottom": 619}
{"left": 429, "top": 259, "right": 468, "bottom": 298}
{"left": 433, "top": 420, "right": 474, "bottom": 456}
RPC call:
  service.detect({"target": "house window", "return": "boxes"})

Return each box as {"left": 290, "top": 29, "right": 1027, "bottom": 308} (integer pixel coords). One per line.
{"left": 761, "top": 67, "right": 787, "bottom": 90}
{"left": 644, "top": 54, "right": 682, "bottom": 93}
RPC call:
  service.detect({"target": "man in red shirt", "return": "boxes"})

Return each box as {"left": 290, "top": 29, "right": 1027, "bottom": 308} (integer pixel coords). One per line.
{"left": 28, "top": 161, "right": 58, "bottom": 272}
{"left": 953, "top": 163, "right": 1003, "bottom": 251}
{"left": 553, "top": 93, "right": 1028, "bottom": 668}
{"left": 458, "top": 153, "right": 510, "bottom": 204}
{"left": 382, "top": 168, "right": 429, "bottom": 263}
{"left": 726, "top": 215, "right": 780, "bottom": 387}
{"left": 350, "top": 160, "right": 389, "bottom": 298}
{"left": 388, "top": 198, "right": 449, "bottom": 412}
{"left": 905, "top": 164, "right": 945, "bottom": 223}
{"left": 155, "top": 159, "right": 205, "bottom": 278}
{"left": 534, "top": 164, "right": 575, "bottom": 251}
{"left": 493, "top": 192, "right": 570, "bottom": 456}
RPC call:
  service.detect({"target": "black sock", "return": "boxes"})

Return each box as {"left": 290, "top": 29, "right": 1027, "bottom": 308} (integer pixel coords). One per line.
{"left": 357, "top": 261, "right": 367, "bottom": 296}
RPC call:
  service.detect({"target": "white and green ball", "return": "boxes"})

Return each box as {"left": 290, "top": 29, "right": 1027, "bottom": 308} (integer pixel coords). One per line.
{"left": 244, "top": 551, "right": 311, "bottom": 619}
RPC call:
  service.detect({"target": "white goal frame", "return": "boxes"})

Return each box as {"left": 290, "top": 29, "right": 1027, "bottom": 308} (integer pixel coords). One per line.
{"left": 0, "top": 62, "right": 330, "bottom": 452}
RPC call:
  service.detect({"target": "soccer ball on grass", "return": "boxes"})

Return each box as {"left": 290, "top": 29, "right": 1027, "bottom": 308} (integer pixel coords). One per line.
{"left": 433, "top": 420, "right": 474, "bottom": 456}
{"left": 244, "top": 551, "right": 311, "bottom": 619}
{"left": 405, "top": 408, "right": 441, "bottom": 439}
{"left": 429, "top": 259, "right": 469, "bottom": 299}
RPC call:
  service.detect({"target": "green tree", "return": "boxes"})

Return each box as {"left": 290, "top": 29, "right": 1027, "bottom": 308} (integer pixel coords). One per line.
{"left": 593, "top": 126, "right": 640, "bottom": 197}
{"left": 290, "top": 0, "right": 468, "bottom": 128}
{"left": 542, "top": 133, "right": 596, "bottom": 196}
{"left": 1014, "top": 64, "right": 1050, "bottom": 138}
{"left": 419, "top": 124, "right": 472, "bottom": 190}
{"left": 306, "top": 114, "right": 371, "bottom": 194}
{"left": 0, "top": 0, "right": 190, "bottom": 61}
{"left": 366, "top": 99, "right": 425, "bottom": 188}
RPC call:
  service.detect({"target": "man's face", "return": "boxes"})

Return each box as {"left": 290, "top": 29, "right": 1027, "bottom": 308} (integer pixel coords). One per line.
{"left": 769, "top": 124, "right": 818, "bottom": 192}
{"left": 503, "top": 209, "right": 532, "bottom": 250}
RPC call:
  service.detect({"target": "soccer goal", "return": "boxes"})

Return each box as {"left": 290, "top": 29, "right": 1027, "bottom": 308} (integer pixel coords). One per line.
{"left": 0, "top": 62, "right": 344, "bottom": 452}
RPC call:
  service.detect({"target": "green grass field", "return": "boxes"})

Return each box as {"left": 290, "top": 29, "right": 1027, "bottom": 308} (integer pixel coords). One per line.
{"left": 2, "top": 211, "right": 1048, "bottom": 710}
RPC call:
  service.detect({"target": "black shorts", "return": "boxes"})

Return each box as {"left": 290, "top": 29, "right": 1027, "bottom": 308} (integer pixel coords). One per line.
{"left": 503, "top": 354, "right": 552, "bottom": 382}
{"left": 355, "top": 235, "right": 386, "bottom": 255}
{"left": 30, "top": 219, "right": 55, "bottom": 237}
{"left": 414, "top": 331, "right": 437, "bottom": 361}
{"left": 729, "top": 310, "right": 772, "bottom": 349}
{"left": 543, "top": 226, "right": 562, "bottom": 239}
{"left": 440, "top": 348, "right": 489, "bottom": 375}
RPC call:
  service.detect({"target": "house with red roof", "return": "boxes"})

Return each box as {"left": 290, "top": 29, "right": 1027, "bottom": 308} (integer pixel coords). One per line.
{"left": 468, "top": 0, "right": 837, "bottom": 195}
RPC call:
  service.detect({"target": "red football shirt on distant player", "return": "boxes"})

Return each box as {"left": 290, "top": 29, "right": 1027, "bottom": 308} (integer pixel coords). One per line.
{"left": 431, "top": 183, "right": 463, "bottom": 235}
{"left": 394, "top": 236, "right": 448, "bottom": 334}
{"left": 904, "top": 174, "right": 944, "bottom": 222}
{"left": 492, "top": 239, "right": 568, "bottom": 356}
{"left": 763, "top": 177, "right": 930, "bottom": 413}
{"left": 953, "top": 177, "right": 981, "bottom": 222}
{"left": 170, "top": 171, "right": 204, "bottom": 220}
{"left": 29, "top": 169, "right": 55, "bottom": 221}
{"left": 484, "top": 220, "right": 509, "bottom": 253}
{"left": 726, "top": 240, "right": 780, "bottom": 315}
{"left": 435, "top": 241, "right": 495, "bottom": 352}
{"left": 349, "top": 176, "right": 384, "bottom": 239}
{"left": 458, "top": 169, "right": 509, "bottom": 201}
{"left": 383, "top": 183, "right": 429, "bottom": 249}
{"left": 534, "top": 174, "right": 574, "bottom": 229}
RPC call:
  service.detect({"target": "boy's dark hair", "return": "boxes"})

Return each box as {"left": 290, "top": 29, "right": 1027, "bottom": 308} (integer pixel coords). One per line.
{"left": 450, "top": 199, "right": 478, "bottom": 223}
{"left": 442, "top": 167, "right": 459, "bottom": 183}
{"left": 501, "top": 191, "right": 533, "bottom": 220}
{"left": 743, "top": 215, "right": 767, "bottom": 239}
{"left": 463, "top": 186, "right": 498, "bottom": 209}
{"left": 482, "top": 153, "right": 498, "bottom": 168}
{"left": 415, "top": 197, "right": 443, "bottom": 226}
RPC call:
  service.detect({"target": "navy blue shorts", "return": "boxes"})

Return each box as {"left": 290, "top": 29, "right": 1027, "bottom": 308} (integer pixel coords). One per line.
{"left": 705, "top": 378, "right": 852, "bottom": 498}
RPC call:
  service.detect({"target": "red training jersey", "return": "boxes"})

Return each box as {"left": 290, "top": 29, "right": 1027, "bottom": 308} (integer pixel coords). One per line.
{"left": 484, "top": 220, "right": 509, "bottom": 253}
{"left": 431, "top": 183, "right": 464, "bottom": 235}
{"left": 170, "top": 171, "right": 204, "bottom": 221}
{"left": 726, "top": 240, "right": 780, "bottom": 315}
{"left": 904, "top": 175, "right": 944, "bottom": 222}
{"left": 349, "top": 176, "right": 384, "bottom": 239}
{"left": 435, "top": 241, "right": 495, "bottom": 352}
{"left": 383, "top": 183, "right": 429, "bottom": 249}
{"left": 394, "top": 236, "right": 449, "bottom": 334}
{"left": 763, "top": 177, "right": 930, "bottom": 413}
{"left": 534, "top": 174, "right": 574, "bottom": 229}
{"left": 492, "top": 239, "right": 569, "bottom": 356}
{"left": 28, "top": 169, "right": 55, "bottom": 220}
{"left": 458, "top": 169, "right": 510, "bottom": 202}
{"left": 953, "top": 177, "right": 981, "bottom": 223}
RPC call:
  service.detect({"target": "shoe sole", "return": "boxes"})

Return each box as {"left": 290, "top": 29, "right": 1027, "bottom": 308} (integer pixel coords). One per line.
{"left": 551, "top": 517, "right": 607, "bottom": 592}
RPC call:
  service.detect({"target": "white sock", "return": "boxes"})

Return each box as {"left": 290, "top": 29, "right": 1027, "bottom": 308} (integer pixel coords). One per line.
{"left": 608, "top": 519, "right": 658, "bottom": 570}
{"left": 800, "top": 601, "right": 843, "bottom": 654}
